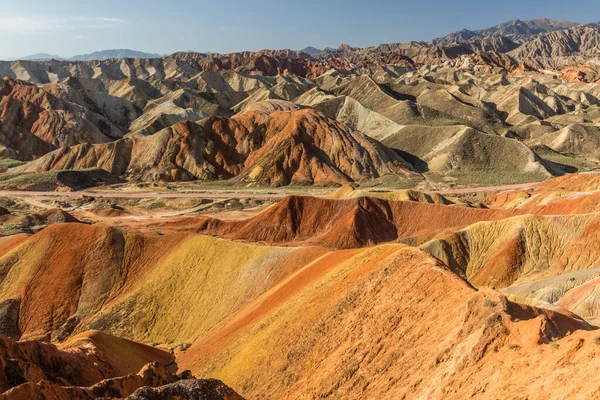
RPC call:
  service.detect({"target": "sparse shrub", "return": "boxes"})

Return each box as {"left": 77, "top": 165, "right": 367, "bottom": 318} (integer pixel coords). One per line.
{"left": 483, "top": 299, "right": 497, "bottom": 308}
{"left": 334, "top": 291, "right": 360, "bottom": 316}
{"left": 173, "top": 342, "right": 191, "bottom": 351}
{"left": 342, "top": 365, "right": 359, "bottom": 379}
{"left": 0, "top": 158, "right": 24, "bottom": 169}
{"left": 147, "top": 200, "right": 167, "bottom": 209}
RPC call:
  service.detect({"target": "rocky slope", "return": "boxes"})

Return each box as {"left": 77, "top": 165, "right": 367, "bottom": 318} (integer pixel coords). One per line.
{"left": 0, "top": 331, "right": 174, "bottom": 391}
{"left": 433, "top": 18, "right": 580, "bottom": 45}
{"left": 509, "top": 27, "right": 600, "bottom": 68}
{"left": 0, "top": 329, "right": 243, "bottom": 399}
{"left": 0, "top": 78, "right": 123, "bottom": 160}
{"left": 3, "top": 21, "right": 600, "bottom": 188}
{"left": 14, "top": 106, "right": 415, "bottom": 185}
{"left": 178, "top": 244, "right": 597, "bottom": 399}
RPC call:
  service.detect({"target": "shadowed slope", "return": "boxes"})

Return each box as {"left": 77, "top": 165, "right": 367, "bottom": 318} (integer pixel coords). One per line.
{"left": 509, "top": 27, "right": 600, "bottom": 68}
{"left": 2, "top": 368, "right": 242, "bottom": 400}
{"left": 420, "top": 213, "right": 600, "bottom": 288}
{"left": 146, "top": 193, "right": 600, "bottom": 250}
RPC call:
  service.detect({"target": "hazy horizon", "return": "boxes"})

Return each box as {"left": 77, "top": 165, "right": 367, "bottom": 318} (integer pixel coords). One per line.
{"left": 2, "top": 0, "right": 600, "bottom": 60}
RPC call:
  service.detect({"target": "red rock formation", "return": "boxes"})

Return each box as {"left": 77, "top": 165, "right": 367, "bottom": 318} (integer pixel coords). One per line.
{"left": 171, "top": 52, "right": 355, "bottom": 79}
{"left": 0, "top": 78, "right": 123, "bottom": 159}
{"left": 178, "top": 195, "right": 519, "bottom": 248}
{"left": 0, "top": 331, "right": 175, "bottom": 393}
{"left": 16, "top": 107, "right": 415, "bottom": 186}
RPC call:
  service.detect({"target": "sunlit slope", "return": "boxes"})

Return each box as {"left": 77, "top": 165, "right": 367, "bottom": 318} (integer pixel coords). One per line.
{"left": 178, "top": 245, "right": 594, "bottom": 400}
{"left": 325, "top": 184, "right": 470, "bottom": 205}
{"left": 421, "top": 213, "right": 600, "bottom": 288}
{"left": 484, "top": 173, "right": 600, "bottom": 212}
{"left": 0, "top": 223, "right": 328, "bottom": 343}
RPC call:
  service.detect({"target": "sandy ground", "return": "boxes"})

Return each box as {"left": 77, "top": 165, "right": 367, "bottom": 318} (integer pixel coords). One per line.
{"left": 429, "top": 182, "right": 535, "bottom": 194}
{"left": 0, "top": 181, "right": 538, "bottom": 200}
{"left": 0, "top": 190, "right": 290, "bottom": 200}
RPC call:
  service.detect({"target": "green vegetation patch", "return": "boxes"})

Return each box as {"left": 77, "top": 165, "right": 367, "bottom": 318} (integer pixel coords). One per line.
{"left": 0, "top": 158, "right": 25, "bottom": 169}
{"left": 0, "top": 171, "right": 61, "bottom": 187}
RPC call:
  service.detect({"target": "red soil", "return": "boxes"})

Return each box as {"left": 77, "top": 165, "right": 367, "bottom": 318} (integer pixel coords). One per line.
{"left": 154, "top": 196, "right": 520, "bottom": 248}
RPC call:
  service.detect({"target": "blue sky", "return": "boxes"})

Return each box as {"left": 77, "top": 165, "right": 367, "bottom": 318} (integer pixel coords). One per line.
{"left": 1, "top": 0, "right": 599, "bottom": 59}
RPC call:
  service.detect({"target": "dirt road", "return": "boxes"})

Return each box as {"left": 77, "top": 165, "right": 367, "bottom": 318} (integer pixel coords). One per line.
{"left": 0, "top": 181, "right": 535, "bottom": 201}
{"left": 429, "top": 182, "right": 535, "bottom": 195}
{"left": 0, "top": 190, "right": 290, "bottom": 200}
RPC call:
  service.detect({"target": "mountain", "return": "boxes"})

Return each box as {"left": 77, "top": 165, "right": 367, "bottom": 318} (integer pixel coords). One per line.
{"left": 13, "top": 53, "right": 64, "bottom": 61}
{"left": 13, "top": 105, "right": 416, "bottom": 186}
{"left": 478, "top": 18, "right": 580, "bottom": 41}
{"left": 5, "top": 42, "right": 600, "bottom": 187}
{"left": 2, "top": 18, "right": 592, "bottom": 65}
{"left": 0, "top": 77, "right": 123, "bottom": 161}
{"left": 432, "top": 18, "right": 581, "bottom": 44}
{"left": 432, "top": 28, "right": 481, "bottom": 45}
{"left": 300, "top": 46, "right": 322, "bottom": 55}
{"left": 6, "top": 14, "right": 600, "bottom": 400}
{"left": 4, "top": 49, "right": 161, "bottom": 62}
{"left": 509, "top": 26, "right": 600, "bottom": 68}
{"left": 68, "top": 49, "right": 162, "bottom": 61}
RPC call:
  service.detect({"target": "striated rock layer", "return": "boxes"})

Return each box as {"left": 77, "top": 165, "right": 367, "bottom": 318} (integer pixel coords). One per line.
{"left": 15, "top": 107, "right": 415, "bottom": 185}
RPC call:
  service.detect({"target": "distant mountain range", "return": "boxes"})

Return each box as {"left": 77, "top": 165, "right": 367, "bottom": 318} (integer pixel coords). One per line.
{"left": 5, "top": 49, "right": 162, "bottom": 62}
{"left": 431, "top": 18, "right": 581, "bottom": 45}
{"left": 299, "top": 46, "right": 321, "bottom": 55}
{"left": 300, "top": 18, "right": 592, "bottom": 57}
{"left": 5, "top": 18, "right": 600, "bottom": 72}
{"left": 15, "top": 53, "right": 63, "bottom": 61}
{"left": 69, "top": 49, "right": 163, "bottom": 61}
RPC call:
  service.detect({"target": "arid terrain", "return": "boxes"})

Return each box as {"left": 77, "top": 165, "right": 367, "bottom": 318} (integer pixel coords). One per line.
{"left": 3, "top": 16, "right": 600, "bottom": 399}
